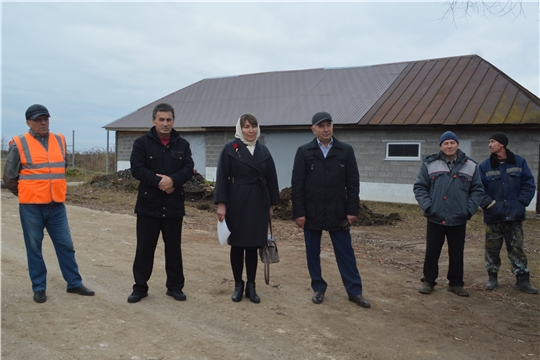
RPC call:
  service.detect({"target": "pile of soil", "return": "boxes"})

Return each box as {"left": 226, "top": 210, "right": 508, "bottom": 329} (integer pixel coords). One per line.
{"left": 90, "top": 170, "right": 212, "bottom": 196}
{"left": 89, "top": 169, "right": 139, "bottom": 192}
{"left": 274, "top": 186, "right": 400, "bottom": 225}
{"left": 86, "top": 170, "right": 400, "bottom": 225}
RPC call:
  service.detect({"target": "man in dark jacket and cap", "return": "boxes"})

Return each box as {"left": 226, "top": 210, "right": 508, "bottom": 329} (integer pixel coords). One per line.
{"left": 127, "top": 103, "right": 194, "bottom": 303}
{"left": 478, "top": 132, "right": 538, "bottom": 294}
{"left": 414, "top": 131, "right": 483, "bottom": 297}
{"left": 291, "top": 111, "right": 370, "bottom": 308}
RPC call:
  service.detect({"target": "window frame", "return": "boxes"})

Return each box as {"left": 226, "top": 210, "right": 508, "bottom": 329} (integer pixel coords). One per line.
{"left": 384, "top": 141, "right": 421, "bottom": 161}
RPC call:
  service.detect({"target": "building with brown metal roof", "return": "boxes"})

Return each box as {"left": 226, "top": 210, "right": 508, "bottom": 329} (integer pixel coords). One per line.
{"left": 104, "top": 54, "right": 539, "bottom": 210}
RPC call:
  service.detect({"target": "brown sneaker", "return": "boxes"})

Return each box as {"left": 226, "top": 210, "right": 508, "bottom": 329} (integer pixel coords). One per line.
{"left": 418, "top": 282, "right": 434, "bottom": 294}
{"left": 448, "top": 286, "right": 469, "bottom": 297}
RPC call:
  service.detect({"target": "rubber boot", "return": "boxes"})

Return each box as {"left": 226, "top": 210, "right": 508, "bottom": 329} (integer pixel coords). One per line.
{"left": 514, "top": 273, "right": 539, "bottom": 294}
{"left": 485, "top": 272, "right": 498, "bottom": 290}
{"left": 231, "top": 281, "right": 244, "bottom": 302}
{"left": 245, "top": 282, "right": 260, "bottom": 303}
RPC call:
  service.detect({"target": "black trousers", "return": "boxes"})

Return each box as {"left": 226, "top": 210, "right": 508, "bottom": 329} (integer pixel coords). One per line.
{"left": 230, "top": 246, "right": 258, "bottom": 283}
{"left": 132, "top": 215, "right": 184, "bottom": 293}
{"left": 422, "top": 220, "right": 466, "bottom": 287}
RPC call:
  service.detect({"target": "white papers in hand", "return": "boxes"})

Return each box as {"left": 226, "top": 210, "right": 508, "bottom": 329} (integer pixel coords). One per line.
{"left": 217, "top": 220, "right": 231, "bottom": 245}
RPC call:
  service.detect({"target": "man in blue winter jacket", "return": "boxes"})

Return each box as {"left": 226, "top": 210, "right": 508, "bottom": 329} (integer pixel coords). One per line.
{"left": 478, "top": 132, "right": 538, "bottom": 294}
{"left": 414, "top": 131, "right": 484, "bottom": 297}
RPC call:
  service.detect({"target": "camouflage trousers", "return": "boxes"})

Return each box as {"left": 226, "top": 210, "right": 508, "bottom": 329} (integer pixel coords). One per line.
{"left": 485, "top": 221, "right": 529, "bottom": 276}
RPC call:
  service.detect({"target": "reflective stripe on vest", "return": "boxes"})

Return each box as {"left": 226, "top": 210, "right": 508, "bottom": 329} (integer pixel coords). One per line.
{"left": 12, "top": 133, "right": 67, "bottom": 204}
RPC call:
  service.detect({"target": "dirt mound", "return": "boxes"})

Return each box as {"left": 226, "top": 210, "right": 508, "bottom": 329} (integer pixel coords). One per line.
{"left": 90, "top": 170, "right": 213, "bottom": 198}
{"left": 86, "top": 171, "right": 400, "bottom": 225}
{"left": 273, "top": 186, "right": 400, "bottom": 225}
{"left": 90, "top": 169, "right": 139, "bottom": 192}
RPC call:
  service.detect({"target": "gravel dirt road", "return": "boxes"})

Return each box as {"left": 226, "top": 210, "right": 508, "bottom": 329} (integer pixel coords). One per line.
{"left": 2, "top": 187, "right": 539, "bottom": 359}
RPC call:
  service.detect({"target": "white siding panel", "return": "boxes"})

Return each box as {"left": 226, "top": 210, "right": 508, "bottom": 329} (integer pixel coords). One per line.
{"left": 182, "top": 134, "right": 206, "bottom": 177}
{"left": 264, "top": 131, "right": 315, "bottom": 190}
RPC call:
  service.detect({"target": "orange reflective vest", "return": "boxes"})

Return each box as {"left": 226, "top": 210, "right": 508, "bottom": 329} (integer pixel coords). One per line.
{"left": 12, "top": 132, "right": 67, "bottom": 204}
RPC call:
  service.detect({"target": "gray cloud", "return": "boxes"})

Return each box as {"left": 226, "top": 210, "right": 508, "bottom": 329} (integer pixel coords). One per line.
{"left": 2, "top": 1, "right": 538, "bottom": 150}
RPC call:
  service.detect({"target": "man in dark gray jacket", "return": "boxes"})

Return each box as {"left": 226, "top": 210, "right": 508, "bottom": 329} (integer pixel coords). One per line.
{"left": 414, "top": 131, "right": 483, "bottom": 297}
{"left": 292, "top": 111, "right": 370, "bottom": 308}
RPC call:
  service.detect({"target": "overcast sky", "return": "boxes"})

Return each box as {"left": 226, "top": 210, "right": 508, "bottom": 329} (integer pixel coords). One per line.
{"left": 2, "top": 1, "right": 539, "bottom": 151}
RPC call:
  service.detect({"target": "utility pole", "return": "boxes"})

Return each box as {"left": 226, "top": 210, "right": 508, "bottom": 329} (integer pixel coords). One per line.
{"left": 71, "top": 130, "right": 75, "bottom": 168}
{"left": 106, "top": 130, "right": 109, "bottom": 175}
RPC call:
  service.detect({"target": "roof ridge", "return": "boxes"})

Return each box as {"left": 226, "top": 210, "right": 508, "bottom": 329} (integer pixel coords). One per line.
{"left": 203, "top": 55, "right": 481, "bottom": 80}
{"left": 205, "top": 67, "right": 326, "bottom": 81}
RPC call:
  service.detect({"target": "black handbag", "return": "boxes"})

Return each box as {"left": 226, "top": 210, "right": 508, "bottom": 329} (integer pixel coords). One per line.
{"left": 259, "top": 219, "right": 280, "bottom": 284}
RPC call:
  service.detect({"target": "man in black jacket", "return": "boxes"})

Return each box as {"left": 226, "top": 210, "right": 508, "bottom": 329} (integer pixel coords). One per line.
{"left": 291, "top": 112, "right": 370, "bottom": 308}
{"left": 127, "top": 103, "right": 194, "bottom": 303}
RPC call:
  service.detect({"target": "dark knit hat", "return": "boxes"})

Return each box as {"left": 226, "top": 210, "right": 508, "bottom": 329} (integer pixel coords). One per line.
{"left": 439, "top": 131, "right": 459, "bottom": 146}
{"left": 25, "top": 104, "right": 50, "bottom": 120}
{"left": 312, "top": 111, "right": 332, "bottom": 125}
{"left": 490, "top": 132, "right": 509, "bottom": 147}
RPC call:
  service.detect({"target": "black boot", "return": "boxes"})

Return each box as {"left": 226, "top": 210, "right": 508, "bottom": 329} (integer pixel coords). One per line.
{"left": 485, "top": 272, "right": 498, "bottom": 290}
{"left": 231, "top": 281, "right": 244, "bottom": 302}
{"left": 245, "top": 282, "right": 260, "bottom": 303}
{"left": 514, "top": 273, "right": 539, "bottom": 294}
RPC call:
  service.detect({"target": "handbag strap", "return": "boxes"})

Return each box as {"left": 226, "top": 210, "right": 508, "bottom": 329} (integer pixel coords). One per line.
{"left": 266, "top": 219, "right": 272, "bottom": 285}
{"left": 264, "top": 258, "right": 270, "bottom": 285}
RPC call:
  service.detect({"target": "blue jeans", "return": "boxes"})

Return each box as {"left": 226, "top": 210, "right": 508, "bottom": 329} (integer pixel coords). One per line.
{"left": 304, "top": 228, "right": 363, "bottom": 297}
{"left": 19, "top": 203, "right": 82, "bottom": 292}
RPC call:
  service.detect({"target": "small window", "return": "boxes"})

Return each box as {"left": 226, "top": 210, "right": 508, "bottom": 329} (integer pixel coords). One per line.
{"left": 385, "top": 142, "right": 421, "bottom": 161}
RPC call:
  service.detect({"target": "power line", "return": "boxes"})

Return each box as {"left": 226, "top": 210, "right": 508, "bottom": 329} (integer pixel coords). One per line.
{"left": 2, "top": 86, "right": 140, "bottom": 112}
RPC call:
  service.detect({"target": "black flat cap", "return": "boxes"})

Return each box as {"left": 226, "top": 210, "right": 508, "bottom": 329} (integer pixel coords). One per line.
{"left": 25, "top": 104, "right": 50, "bottom": 120}
{"left": 312, "top": 111, "right": 332, "bottom": 125}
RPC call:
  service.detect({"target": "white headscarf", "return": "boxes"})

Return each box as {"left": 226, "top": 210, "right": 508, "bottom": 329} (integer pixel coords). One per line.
{"left": 234, "top": 114, "right": 260, "bottom": 155}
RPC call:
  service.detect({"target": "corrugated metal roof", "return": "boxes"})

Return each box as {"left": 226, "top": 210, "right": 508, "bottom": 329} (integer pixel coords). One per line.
{"left": 361, "top": 55, "right": 540, "bottom": 126}
{"left": 105, "top": 65, "right": 406, "bottom": 129}
{"left": 104, "top": 55, "right": 540, "bottom": 130}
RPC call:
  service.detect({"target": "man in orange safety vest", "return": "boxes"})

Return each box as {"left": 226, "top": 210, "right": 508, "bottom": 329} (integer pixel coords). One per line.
{"left": 3, "top": 104, "right": 95, "bottom": 303}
